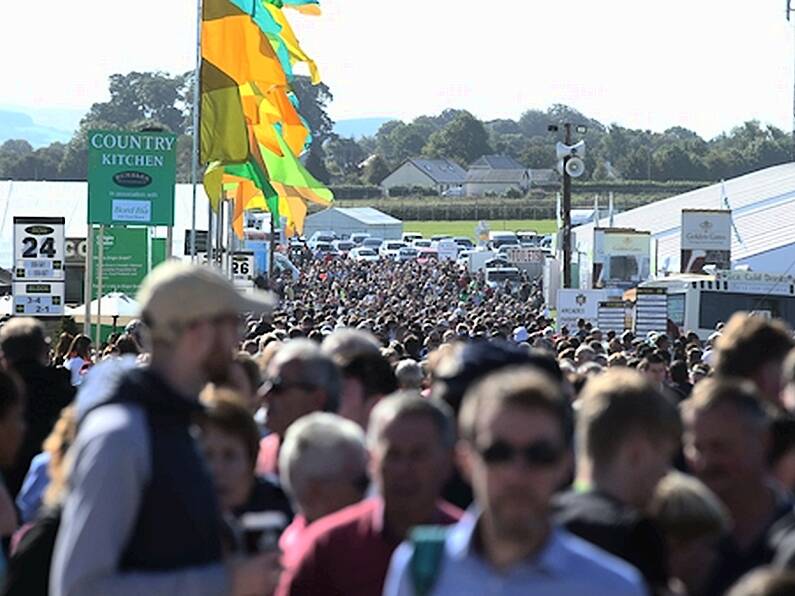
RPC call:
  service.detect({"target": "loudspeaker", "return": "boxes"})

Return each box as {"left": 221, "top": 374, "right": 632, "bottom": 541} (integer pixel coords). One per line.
{"left": 565, "top": 157, "right": 585, "bottom": 178}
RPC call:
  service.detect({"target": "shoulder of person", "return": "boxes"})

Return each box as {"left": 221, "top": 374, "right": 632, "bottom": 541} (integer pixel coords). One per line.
{"left": 555, "top": 528, "right": 646, "bottom": 591}
{"left": 76, "top": 401, "right": 148, "bottom": 456}
{"left": 303, "top": 499, "right": 379, "bottom": 546}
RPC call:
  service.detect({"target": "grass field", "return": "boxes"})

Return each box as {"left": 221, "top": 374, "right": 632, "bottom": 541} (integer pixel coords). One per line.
{"left": 402, "top": 220, "right": 557, "bottom": 240}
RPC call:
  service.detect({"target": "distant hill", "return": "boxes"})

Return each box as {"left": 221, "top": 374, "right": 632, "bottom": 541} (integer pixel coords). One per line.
{"left": 333, "top": 117, "right": 393, "bottom": 139}
{"left": 0, "top": 108, "right": 79, "bottom": 147}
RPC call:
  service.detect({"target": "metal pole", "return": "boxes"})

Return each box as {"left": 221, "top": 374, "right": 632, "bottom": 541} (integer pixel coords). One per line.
{"left": 226, "top": 201, "right": 233, "bottom": 277}
{"left": 190, "top": 0, "right": 203, "bottom": 261}
{"left": 207, "top": 202, "right": 214, "bottom": 266}
{"left": 83, "top": 225, "right": 93, "bottom": 337}
{"left": 269, "top": 210, "right": 277, "bottom": 282}
{"left": 96, "top": 225, "right": 105, "bottom": 348}
{"left": 166, "top": 226, "right": 173, "bottom": 260}
{"left": 147, "top": 227, "right": 153, "bottom": 273}
{"left": 562, "top": 123, "right": 573, "bottom": 289}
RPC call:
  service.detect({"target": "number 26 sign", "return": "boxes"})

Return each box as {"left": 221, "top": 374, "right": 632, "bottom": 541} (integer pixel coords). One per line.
{"left": 13, "top": 217, "right": 65, "bottom": 281}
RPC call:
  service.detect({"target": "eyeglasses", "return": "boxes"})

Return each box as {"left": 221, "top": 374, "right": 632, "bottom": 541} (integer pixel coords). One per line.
{"left": 260, "top": 376, "right": 318, "bottom": 395}
{"left": 477, "top": 439, "right": 565, "bottom": 467}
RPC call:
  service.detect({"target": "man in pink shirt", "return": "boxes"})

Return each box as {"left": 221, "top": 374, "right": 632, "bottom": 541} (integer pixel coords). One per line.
{"left": 277, "top": 393, "right": 461, "bottom": 596}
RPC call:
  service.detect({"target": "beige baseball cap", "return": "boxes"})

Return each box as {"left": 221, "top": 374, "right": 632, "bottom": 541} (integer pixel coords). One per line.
{"left": 137, "top": 261, "right": 277, "bottom": 343}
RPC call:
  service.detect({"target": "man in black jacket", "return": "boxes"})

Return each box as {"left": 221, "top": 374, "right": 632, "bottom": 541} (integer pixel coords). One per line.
{"left": 554, "top": 368, "right": 682, "bottom": 594}
{"left": 0, "top": 318, "right": 74, "bottom": 498}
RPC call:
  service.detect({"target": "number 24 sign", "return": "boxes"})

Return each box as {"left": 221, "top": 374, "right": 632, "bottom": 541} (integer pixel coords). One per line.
{"left": 13, "top": 217, "right": 65, "bottom": 281}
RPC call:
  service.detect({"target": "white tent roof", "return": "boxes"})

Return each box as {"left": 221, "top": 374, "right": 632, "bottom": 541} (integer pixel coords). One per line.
{"left": 66, "top": 292, "right": 141, "bottom": 325}
{"left": 574, "top": 163, "right": 795, "bottom": 271}
{"left": 0, "top": 180, "right": 212, "bottom": 268}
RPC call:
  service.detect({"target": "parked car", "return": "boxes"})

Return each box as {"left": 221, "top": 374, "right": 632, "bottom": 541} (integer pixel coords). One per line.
{"left": 313, "top": 242, "right": 339, "bottom": 259}
{"left": 379, "top": 240, "right": 406, "bottom": 260}
{"left": 456, "top": 250, "right": 474, "bottom": 267}
{"left": 453, "top": 236, "right": 474, "bottom": 250}
{"left": 434, "top": 239, "right": 460, "bottom": 261}
{"left": 431, "top": 234, "right": 452, "bottom": 243}
{"left": 402, "top": 232, "right": 423, "bottom": 244}
{"left": 333, "top": 240, "right": 356, "bottom": 255}
{"left": 488, "top": 231, "right": 520, "bottom": 250}
{"left": 412, "top": 239, "right": 433, "bottom": 249}
{"left": 362, "top": 237, "right": 384, "bottom": 250}
{"left": 349, "top": 246, "right": 380, "bottom": 263}
{"left": 395, "top": 246, "right": 419, "bottom": 262}
{"left": 308, "top": 230, "right": 336, "bottom": 249}
{"left": 417, "top": 248, "right": 439, "bottom": 264}
{"left": 349, "top": 232, "right": 371, "bottom": 245}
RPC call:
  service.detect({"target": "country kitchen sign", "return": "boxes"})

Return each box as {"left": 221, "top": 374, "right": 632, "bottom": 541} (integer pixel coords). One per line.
{"left": 87, "top": 130, "right": 177, "bottom": 226}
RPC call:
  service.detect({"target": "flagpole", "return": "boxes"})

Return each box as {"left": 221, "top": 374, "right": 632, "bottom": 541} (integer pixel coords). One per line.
{"left": 190, "top": 0, "right": 203, "bottom": 262}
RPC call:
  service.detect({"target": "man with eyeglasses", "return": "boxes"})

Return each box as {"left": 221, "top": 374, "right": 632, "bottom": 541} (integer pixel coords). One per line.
{"left": 256, "top": 340, "right": 341, "bottom": 476}
{"left": 51, "top": 262, "right": 280, "bottom": 596}
{"left": 383, "top": 368, "right": 645, "bottom": 596}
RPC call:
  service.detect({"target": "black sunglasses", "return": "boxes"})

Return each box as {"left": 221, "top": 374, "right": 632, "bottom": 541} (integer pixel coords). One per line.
{"left": 477, "top": 440, "right": 565, "bottom": 467}
{"left": 261, "top": 376, "right": 318, "bottom": 395}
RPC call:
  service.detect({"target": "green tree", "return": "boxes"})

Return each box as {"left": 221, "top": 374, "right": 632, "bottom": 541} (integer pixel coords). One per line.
{"left": 423, "top": 112, "right": 492, "bottom": 166}
{"left": 84, "top": 71, "right": 190, "bottom": 134}
{"left": 324, "top": 136, "right": 366, "bottom": 182}
{"left": 364, "top": 155, "right": 390, "bottom": 185}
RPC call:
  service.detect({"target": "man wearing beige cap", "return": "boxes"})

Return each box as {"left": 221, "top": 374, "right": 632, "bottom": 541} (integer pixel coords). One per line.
{"left": 51, "top": 262, "right": 279, "bottom": 596}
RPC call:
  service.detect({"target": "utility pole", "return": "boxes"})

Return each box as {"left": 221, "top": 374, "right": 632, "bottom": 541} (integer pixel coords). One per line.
{"left": 562, "top": 123, "right": 573, "bottom": 288}
{"left": 789, "top": 0, "right": 795, "bottom": 160}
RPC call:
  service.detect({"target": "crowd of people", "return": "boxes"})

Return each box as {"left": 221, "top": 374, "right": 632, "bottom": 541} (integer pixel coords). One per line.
{"left": 1, "top": 255, "right": 795, "bottom": 595}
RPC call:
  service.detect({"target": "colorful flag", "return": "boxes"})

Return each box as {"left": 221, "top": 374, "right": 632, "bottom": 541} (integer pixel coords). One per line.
{"left": 200, "top": 0, "right": 333, "bottom": 237}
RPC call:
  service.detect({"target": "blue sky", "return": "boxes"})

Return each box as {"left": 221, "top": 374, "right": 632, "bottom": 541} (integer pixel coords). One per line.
{"left": 2, "top": 0, "right": 794, "bottom": 139}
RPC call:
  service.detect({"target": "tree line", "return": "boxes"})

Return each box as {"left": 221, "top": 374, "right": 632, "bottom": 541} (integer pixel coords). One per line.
{"left": 0, "top": 71, "right": 792, "bottom": 186}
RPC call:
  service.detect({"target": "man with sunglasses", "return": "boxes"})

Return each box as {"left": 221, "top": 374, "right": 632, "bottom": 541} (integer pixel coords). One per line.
{"left": 51, "top": 262, "right": 279, "bottom": 596}
{"left": 383, "top": 368, "right": 645, "bottom": 596}
{"left": 256, "top": 340, "right": 341, "bottom": 476}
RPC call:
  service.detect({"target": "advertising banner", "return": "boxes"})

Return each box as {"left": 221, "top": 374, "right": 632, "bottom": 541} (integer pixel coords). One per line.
{"left": 681, "top": 209, "right": 732, "bottom": 273}
{"left": 592, "top": 228, "right": 651, "bottom": 290}
{"left": 600, "top": 229, "right": 651, "bottom": 290}
{"left": 556, "top": 289, "right": 608, "bottom": 332}
{"left": 87, "top": 130, "right": 176, "bottom": 226}
{"left": 92, "top": 227, "right": 149, "bottom": 299}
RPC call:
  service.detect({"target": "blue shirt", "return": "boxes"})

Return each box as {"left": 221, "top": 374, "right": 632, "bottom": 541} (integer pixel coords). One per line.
{"left": 383, "top": 511, "right": 647, "bottom": 596}
{"left": 16, "top": 452, "right": 51, "bottom": 524}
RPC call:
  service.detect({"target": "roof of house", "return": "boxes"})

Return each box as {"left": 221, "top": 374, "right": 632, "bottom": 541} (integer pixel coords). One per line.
{"left": 310, "top": 207, "right": 401, "bottom": 226}
{"left": 469, "top": 155, "right": 525, "bottom": 170}
{"left": 465, "top": 169, "right": 528, "bottom": 184}
{"left": 574, "top": 162, "right": 795, "bottom": 270}
{"left": 406, "top": 158, "right": 467, "bottom": 184}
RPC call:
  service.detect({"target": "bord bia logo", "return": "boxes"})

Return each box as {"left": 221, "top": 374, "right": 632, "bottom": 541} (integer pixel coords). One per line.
{"left": 25, "top": 225, "right": 54, "bottom": 236}
{"left": 113, "top": 171, "right": 152, "bottom": 188}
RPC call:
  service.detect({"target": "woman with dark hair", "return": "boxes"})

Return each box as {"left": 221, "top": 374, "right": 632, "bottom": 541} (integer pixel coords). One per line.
{"left": 62, "top": 335, "right": 91, "bottom": 387}
{"left": 198, "top": 388, "right": 292, "bottom": 521}
{"left": 52, "top": 333, "right": 73, "bottom": 367}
